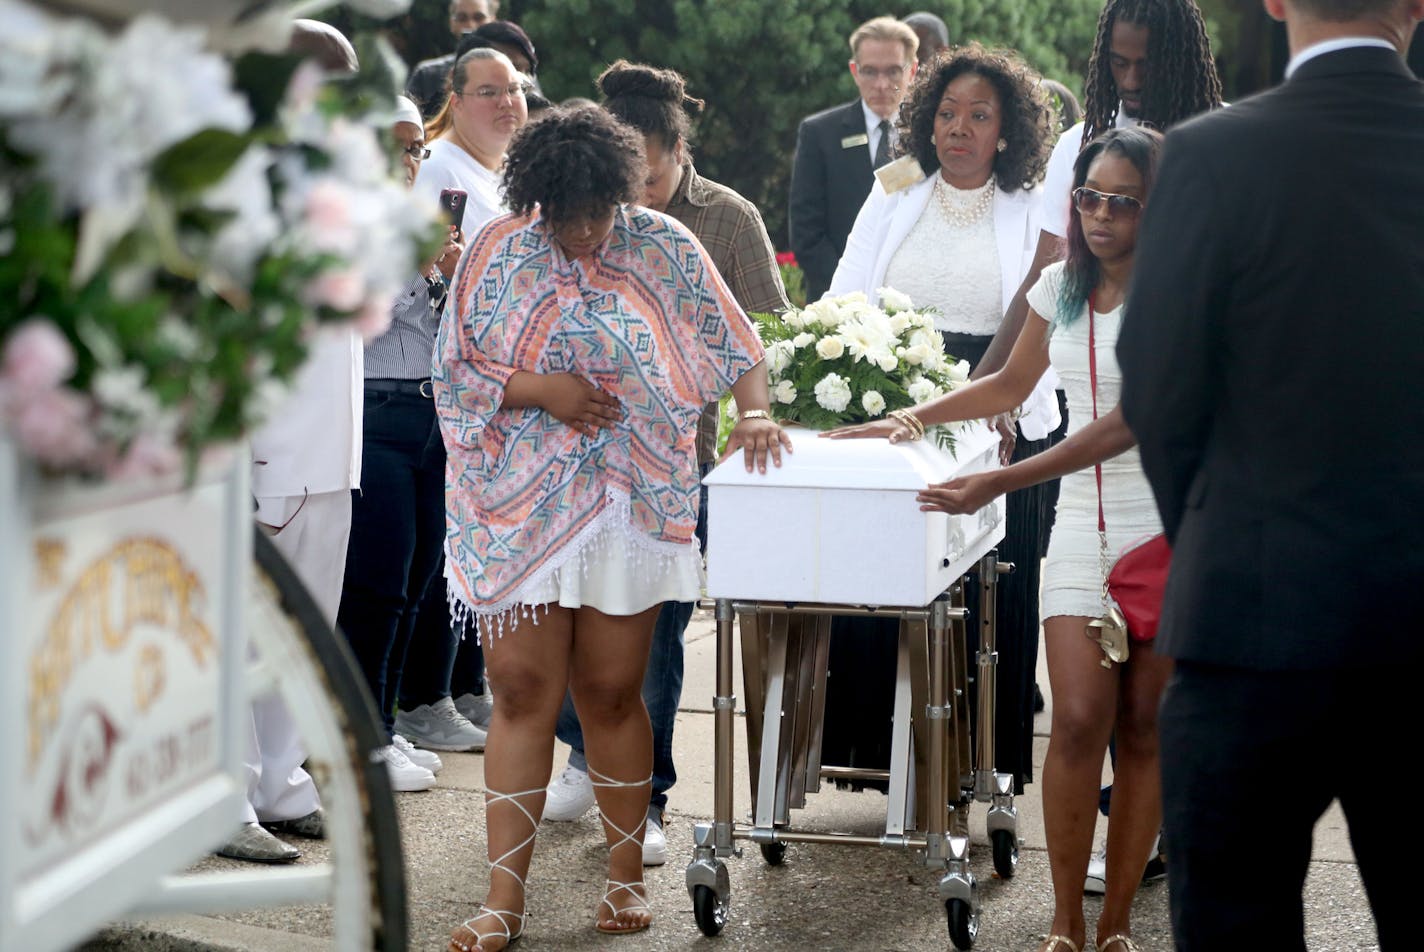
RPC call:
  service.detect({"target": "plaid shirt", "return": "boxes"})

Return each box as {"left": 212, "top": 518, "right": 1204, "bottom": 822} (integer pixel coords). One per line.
{"left": 664, "top": 163, "right": 790, "bottom": 463}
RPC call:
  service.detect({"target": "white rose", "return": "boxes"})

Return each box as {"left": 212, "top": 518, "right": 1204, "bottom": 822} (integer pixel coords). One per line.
{"left": 947, "top": 358, "right": 971, "bottom": 382}
{"left": 877, "top": 287, "right": 914, "bottom": 313}
{"left": 813, "top": 373, "right": 852, "bottom": 413}
{"left": 767, "top": 339, "right": 795, "bottom": 375}
{"left": 861, "top": 390, "right": 887, "bottom": 417}
{"left": 907, "top": 378, "right": 937, "bottom": 404}
{"left": 898, "top": 343, "right": 933, "bottom": 366}
{"left": 792, "top": 332, "right": 816, "bottom": 349}
{"left": 887, "top": 312, "right": 912, "bottom": 336}
{"left": 838, "top": 291, "right": 869, "bottom": 307}
{"left": 804, "top": 298, "right": 842, "bottom": 328}
{"left": 872, "top": 349, "right": 898, "bottom": 373}
{"left": 781, "top": 309, "right": 806, "bottom": 331}
{"left": 815, "top": 335, "right": 846, "bottom": 360}
{"left": 773, "top": 379, "right": 798, "bottom": 404}
{"left": 909, "top": 328, "right": 940, "bottom": 352}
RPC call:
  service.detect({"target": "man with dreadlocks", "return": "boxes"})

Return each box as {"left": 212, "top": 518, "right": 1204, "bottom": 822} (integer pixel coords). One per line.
{"left": 974, "top": 0, "right": 1222, "bottom": 379}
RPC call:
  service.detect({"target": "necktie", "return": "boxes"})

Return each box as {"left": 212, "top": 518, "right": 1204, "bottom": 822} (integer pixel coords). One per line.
{"left": 873, "top": 119, "right": 891, "bottom": 169}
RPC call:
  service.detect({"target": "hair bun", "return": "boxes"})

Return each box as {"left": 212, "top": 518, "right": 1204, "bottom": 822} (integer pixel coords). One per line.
{"left": 597, "top": 59, "right": 705, "bottom": 115}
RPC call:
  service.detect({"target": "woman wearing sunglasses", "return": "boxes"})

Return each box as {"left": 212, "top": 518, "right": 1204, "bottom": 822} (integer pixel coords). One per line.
{"left": 830, "top": 126, "right": 1166, "bottom": 952}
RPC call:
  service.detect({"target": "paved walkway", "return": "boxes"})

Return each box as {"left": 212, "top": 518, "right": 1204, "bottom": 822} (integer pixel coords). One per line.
{"left": 91, "top": 609, "right": 1378, "bottom": 951}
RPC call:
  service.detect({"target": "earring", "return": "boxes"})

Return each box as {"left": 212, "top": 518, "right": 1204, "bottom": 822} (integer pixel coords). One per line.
{"left": 930, "top": 133, "right": 936, "bottom": 145}
{"left": 996, "top": 138, "right": 1007, "bottom": 153}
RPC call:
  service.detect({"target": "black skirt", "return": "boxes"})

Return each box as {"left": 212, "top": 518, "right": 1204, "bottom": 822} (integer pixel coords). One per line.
{"left": 818, "top": 336, "right": 1066, "bottom": 794}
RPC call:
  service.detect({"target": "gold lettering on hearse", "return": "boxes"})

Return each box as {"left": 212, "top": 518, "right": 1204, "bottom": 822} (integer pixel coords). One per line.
{"left": 28, "top": 538, "right": 214, "bottom": 768}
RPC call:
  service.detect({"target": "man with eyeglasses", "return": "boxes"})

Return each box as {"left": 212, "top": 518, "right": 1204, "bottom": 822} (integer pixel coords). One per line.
{"left": 788, "top": 15, "right": 918, "bottom": 303}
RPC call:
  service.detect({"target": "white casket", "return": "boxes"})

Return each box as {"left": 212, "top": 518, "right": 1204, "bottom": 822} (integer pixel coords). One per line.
{"left": 704, "top": 423, "right": 1006, "bottom": 607}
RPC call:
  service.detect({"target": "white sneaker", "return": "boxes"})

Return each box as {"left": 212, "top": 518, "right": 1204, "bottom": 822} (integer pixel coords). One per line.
{"left": 453, "top": 691, "right": 493, "bottom": 731}
{"left": 392, "top": 733, "right": 443, "bottom": 774}
{"left": 379, "top": 744, "right": 436, "bottom": 792}
{"left": 1085, "top": 846, "right": 1107, "bottom": 894}
{"left": 542, "top": 763, "right": 595, "bottom": 822}
{"left": 642, "top": 813, "right": 667, "bottom": 866}
{"left": 393, "top": 696, "right": 486, "bottom": 751}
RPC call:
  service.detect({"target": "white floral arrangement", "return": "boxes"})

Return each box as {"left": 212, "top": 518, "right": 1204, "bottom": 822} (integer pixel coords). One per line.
{"left": 0, "top": 0, "right": 440, "bottom": 478}
{"left": 748, "top": 289, "right": 970, "bottom": 451}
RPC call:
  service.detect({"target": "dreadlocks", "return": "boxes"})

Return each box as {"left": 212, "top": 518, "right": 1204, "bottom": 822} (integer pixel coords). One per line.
{"left": 1081, "top": 0, "right": 1223, "bottom": 143}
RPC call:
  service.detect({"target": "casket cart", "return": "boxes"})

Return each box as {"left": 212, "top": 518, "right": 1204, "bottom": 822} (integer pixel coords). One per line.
{"left": 685, "top": 425, "right": 1020, "bottom": 950}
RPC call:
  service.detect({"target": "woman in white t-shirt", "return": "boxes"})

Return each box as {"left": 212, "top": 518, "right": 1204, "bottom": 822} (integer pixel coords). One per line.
{"left": 415, "top": 48, "right": 528, "bottom": 235}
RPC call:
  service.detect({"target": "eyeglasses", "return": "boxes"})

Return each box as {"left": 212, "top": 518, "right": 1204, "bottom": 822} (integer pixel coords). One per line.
{"left": 403, "top": 144, "right": 432, "bottom": 160}
{"left": 856, "top": 65, "right": 906, "bottom": 84}
{"left": 458, "top": 83, "right": 525, "bottom": 102}
{"left": 1072, "top": 186, "right": 1144, "bottom": 219}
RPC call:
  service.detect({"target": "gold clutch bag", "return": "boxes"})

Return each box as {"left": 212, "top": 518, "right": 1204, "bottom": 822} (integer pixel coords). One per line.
{"left": 1086, "top": 607, "right": 1129, "bottom": 668}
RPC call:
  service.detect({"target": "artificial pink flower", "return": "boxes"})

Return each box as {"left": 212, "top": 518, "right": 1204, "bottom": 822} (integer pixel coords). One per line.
{"left": 106, "top": 432, "right": 182, "bottom": 481}
{"left": 11, "top": 387, "right": 97, "bottom": 467}
{"left": 2, "top": 319, "right": 76, "bottom": 393}
{"left": 352, "top": 292, "right": 394, "bottom": 340}
{"left": 304, "top": 179, "right": 356, "bottom": 254}
{"left": 309, "top": 266, "right": 366, "bottom": 312}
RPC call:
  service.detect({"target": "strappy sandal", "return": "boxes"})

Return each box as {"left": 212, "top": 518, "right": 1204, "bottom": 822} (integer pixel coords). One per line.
{"left": 449, "top": 785, "right": 540, "bottom": 952}
{"left": 1097, "top": 935, "right": 1141, "bottom": 952}
{"left": 589, "top": 767, "right": 653, "bottom": 935}
{"left": 1041, "top": 936, "right": 1089, "bottom": 952}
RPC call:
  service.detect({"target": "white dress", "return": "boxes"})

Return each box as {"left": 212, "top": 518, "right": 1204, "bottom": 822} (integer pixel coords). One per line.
{"left": 1027, "top": 262, "right": 1162, "bottom": 621}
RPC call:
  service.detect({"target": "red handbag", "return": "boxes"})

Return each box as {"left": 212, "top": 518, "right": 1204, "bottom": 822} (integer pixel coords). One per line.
{"left": 1089, "top": 293, "right": 1171, "bottom": 644}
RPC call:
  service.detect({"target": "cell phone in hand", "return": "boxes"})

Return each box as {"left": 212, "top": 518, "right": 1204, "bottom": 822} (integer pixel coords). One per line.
{"left": 438, "top": 188, "right": 468, "bottom": 231}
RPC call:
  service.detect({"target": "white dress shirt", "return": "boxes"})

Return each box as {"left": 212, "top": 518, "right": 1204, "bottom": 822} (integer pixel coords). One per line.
{"left": 862, "top": 100, "right": 898, "bottom": 163}
{"left": 1285, "top": 37, "right": 1395, "bottom": 78}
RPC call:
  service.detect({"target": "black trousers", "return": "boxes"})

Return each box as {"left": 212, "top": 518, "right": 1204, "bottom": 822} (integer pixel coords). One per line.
{"left": 1160, "top": 660, "right": 1408, "bottom": 950}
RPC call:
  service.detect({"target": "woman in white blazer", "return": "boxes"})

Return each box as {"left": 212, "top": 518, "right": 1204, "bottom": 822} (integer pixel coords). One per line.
{"left": 823, "top": 44, "right": 1062, "bottom": 798}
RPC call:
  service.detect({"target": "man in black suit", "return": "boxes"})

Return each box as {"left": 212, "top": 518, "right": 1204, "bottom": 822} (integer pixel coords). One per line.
{"left": 1118, "top": 0, "right": 1424, "bottom": 947}
{"left": 788, "top": 16, "right": 918, "bottom": 302}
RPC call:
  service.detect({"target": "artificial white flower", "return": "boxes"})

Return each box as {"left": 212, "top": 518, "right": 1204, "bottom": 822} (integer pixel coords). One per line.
{"left": 791, "top": 332, "right": 816, "bottom": 349}
{"left": 773, "top": 379, "right": 798, "bottom": 404}
{"left": 861, "top": 390, "right": 887, "bottom": 416}
{"left": 815, "top": 335, "right": 846, "bottom": 360}
{"left": 877, "top": 287, "right": 914, "bottom": 313}
{"left": 813, "top": 373, "right": 852, "bottom": 413}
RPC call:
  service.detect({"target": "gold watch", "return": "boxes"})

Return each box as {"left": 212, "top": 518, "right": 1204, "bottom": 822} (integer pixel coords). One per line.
{"left": 739, "top": 409, "right": 771, "bottom": 421}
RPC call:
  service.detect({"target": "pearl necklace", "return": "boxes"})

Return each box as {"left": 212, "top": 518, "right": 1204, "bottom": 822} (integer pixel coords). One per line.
{"left": 934, "top": 174, "right": 996, "bottom": 228}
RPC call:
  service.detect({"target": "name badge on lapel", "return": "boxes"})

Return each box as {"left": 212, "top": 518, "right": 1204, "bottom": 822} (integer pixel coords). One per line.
{"left": 840, "top": 133, "right": 869, "bottom": 149}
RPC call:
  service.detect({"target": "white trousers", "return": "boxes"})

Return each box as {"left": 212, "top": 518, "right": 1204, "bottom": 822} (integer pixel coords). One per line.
{"left": 240, "top": 489, "right": 352, "bottom": 823}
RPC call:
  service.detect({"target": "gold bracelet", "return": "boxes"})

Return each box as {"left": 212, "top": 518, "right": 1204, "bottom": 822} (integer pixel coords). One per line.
{"left": 739, "top": 409, "right": 771, "bottom": 421}
{"left": 888, "top": 408, "right": 925, "bottom": 441}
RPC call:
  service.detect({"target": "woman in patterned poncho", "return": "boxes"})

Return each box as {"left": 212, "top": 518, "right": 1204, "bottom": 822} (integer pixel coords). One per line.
{"left": 437, "top": 106, "right": 788, "bottom": 952}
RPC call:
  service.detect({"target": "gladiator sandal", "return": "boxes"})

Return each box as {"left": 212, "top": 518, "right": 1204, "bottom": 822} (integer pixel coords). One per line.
{"left": 449, "top": 785, "right": 541, "bottom": 952}
{"left": 589, "top": 767, "right": 653, "bottom": 935}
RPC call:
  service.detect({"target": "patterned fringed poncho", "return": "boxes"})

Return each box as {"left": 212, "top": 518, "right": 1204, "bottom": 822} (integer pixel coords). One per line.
{"left": 433, "top": 206, "right": 765, "bottom": 622}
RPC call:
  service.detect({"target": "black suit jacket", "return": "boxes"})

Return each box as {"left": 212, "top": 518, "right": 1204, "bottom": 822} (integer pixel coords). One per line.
{"left": 1119, "top": 46, "right": 1424, "bottom": 670}
{"left": 789, "top": 99, "right": 876, "bottom": 302}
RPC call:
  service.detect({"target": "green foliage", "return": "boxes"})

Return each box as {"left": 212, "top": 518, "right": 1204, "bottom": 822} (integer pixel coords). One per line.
{"left": 509, "top": 0, "right": 1101, "bottom": 248}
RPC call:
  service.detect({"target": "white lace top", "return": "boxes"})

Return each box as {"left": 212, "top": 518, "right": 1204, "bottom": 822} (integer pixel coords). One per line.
{"left": 882, "top": 176, "right": 1003, "bottom": 336}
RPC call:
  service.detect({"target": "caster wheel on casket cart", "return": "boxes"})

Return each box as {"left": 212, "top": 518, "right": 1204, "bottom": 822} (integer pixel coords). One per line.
{"left": 946, "top": 897, "right": 979, "bottom": 950}
{"left": 692, "top": 884, "right": 730, "bottom": 936}
{"left": 991, "top": 828, "right": 1019, "bottom": 879}
{"left": 759, "top": 842, "right": 787, "bottom": 866}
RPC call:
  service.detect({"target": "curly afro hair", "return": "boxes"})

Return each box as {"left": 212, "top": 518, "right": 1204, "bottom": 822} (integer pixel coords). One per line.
{"left": 897, "top": 43, "right": 1054, "bottom": 192}
{"left": 501, "top": 105, "right": 647, "bottom": 223}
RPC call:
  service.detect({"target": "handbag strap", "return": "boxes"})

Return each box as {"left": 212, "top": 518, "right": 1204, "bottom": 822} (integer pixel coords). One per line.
{"left": 1088, "top": 292, "right": 1113, "bottom": 607}
{"left": 1089, "top": 292, "right": 1105, "bottom": 534}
